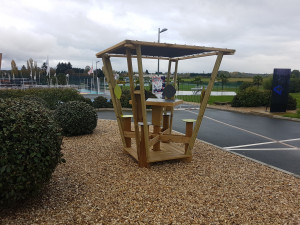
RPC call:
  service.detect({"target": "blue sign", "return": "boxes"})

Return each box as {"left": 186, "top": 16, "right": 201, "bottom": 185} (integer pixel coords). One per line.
{"left": 273, "top": 85, "right": 283, "bottom": 95}
{"left": 270, "top": 69, "right": 291, "bottom": 112}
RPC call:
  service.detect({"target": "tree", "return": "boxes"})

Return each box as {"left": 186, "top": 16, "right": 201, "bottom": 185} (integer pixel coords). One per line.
{"left": 84, "top": 66, "right": 91, "bottom": 74}
{"left": 11, "top": 60, "right": 18, "bottom": 77}
{"left": 27, "top": 58, "right": 34, "bottom": 79}
{"left": 56, "top": 62, "right": 72, "bottom": 74}
{"left": 20, "top": 65, "right": 29, "bottom": 78}
{"left": 192, "top": 77, "right": 202, "bottom": 87}
{"left": 217, "top": 71, "right": 230, "bottom": 91}
{"left": 262, "top": 76, "right": 273, "bottom": 90}
{"left": 96, "top": 68, "right": 104, "bottom": 78}
{"left": 177, "top": 77, "right": 182, "bottom": 90}
{"left": 57, "top": 73, "right": 67, "bottom": 85}
{"left": 145, "top": 69, "right": 149, "bottom": 74}
{"left": 253, "top": 75, "right": 263, "bottom": 88}
{"left": 291, "top": 70, "right": 300, "bottom": 78}
{"left": 41, "top": 62, "right": 47, "bottom": 72}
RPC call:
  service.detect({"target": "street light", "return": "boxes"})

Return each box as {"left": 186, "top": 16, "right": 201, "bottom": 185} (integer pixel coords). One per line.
{"left": 157, "top": 28, "right": 168, "bottom": 75}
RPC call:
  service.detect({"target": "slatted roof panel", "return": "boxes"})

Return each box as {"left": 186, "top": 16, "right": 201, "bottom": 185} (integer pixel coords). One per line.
{"left": 96, "top": 40, "right": 235, "bottom": 59}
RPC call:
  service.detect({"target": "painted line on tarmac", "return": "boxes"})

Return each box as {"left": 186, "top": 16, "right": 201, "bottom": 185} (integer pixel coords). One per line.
{"left": 225, "top": 138, "right": 300, "bottom": 150}
{"left": 225, "top": 141, "right": 276, "bottom": 149}
{"left": 228, "top": 148, "right": 300, "bottom": 151}
{"left": 280, "top": 138, "right": 300, "bottom": 143}
{"left": 186, "top": 110, "right": 297, "bottom": 149}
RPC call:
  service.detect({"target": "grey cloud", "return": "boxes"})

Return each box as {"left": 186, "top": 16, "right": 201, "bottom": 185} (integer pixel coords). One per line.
{"left": 1, "top": 0, "right": 300, "bottom": 73}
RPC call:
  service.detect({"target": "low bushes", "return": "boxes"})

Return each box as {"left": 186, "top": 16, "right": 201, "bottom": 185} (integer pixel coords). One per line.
{"left": 93, "top": 96, "right": 113, "bottom": 108}
{"left": 21, "top": 95, "right": 48, "bottom": 108}
{"left": 231, "top": 87, "right": 270, "bottom": 107}
{"left": 232, "top": 86, "right": 297, "bottom": 110}
{"left": 287, "top": 94, "right": 297, "bottom": 110}
{"left": 120, "top": 89, "right": 156, "bottom": 108}
{"left": 289, "top": 78, "right": 300, "bottom": 93}
{"left": 0, "top": 88, "right": 88, "bottom": 109}
{"left": 0, "top": 98, "right": 64, "bottom": 206}
{"left": 54, "top": 101, "right": 98, "bottom": 136}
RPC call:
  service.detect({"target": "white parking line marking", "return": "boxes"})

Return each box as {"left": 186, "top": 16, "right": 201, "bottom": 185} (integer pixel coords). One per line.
{"left": 280, "top": 138, "right": 300, "bottom": 143}
{"left": 225, "top": 141, "right": 277, "bottom": 149}
{"left": 228, "top": 148, "right": 300, "bottom": 151}
{"left": 225, "top": 138, "right": 300, "bottom": 149}
{"left": 186, "top": 110, "right": 297, "bottom": 149}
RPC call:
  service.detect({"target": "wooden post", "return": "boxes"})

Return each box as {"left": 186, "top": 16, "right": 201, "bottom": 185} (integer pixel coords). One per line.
{"left": 122, "top": 115, "right": 132, "bottom": 147}
{"left": 169, "top": 59, "right": 179, "bottom": 133}
{"left": 162, "top": 114, "right": 170, "bottom": 131}
{"left": 139, "top": 124, "right": 149, "bottom": 168}
{"left": 102, "top": 55, "right": 126, "bottom": 147}
{"left": 173, "top": 59, "right": 179, "bottom": 90}
{"left": 136, "top": 45, "right": 150, "bottom": 167}
{"left": 187, "top": 53, "right": 224, "bottom": 154}
{"left": 126, "top": 48, "right": 141, "bottom": 154}
{"left": 183, "top": 120, "right": 195, "bottom": 154}
{"left": 166, "top": 59, "right": 172, "bottom": 85}
{"left": 152, "top": 105, "right": 162, "bottom": 151}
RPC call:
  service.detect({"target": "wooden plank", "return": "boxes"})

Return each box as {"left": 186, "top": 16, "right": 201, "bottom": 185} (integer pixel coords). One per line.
{"left": 146, "top": 98, "right": 183, "bottom": 107}
{"left": 147, "top": 142, "right": 189, "bottom": 163}
{"left": 169, "top": 59, "right": 179, "bottom": 133}
{"left": 125, "top": 142, "right": 190, "bottom": 163}
{"left": 124, "top": 147, "right": 138, "bottom": 161}
{"left": 173, "top": 60, "right": 179, "bottom": 90}
{"left": 151, "top": 105, "right": 162, "bottom": 151}
{"left": 166, "top": 59, "right": 172, "bottom": 85}
{"left": 187, "top": 52, "right": 224, "bottom": 154}
{"left": 148, "top": 134, "right": 160, "bottom": 147}
{"left": 107, "top": 54, "right": 171, "bottom": 60}
{"left": 136, "top": 44, "right": 150, "bottom": 167}
{"left": 96, "top": 40, "right": 235, "bottom": 60}
{"left": 123, "top": 117, "right": 132, "bottom": 147}
{"left": 184, "top": 121, "right": 193, "bottom": 154}
{"left": 126, "top": 48, "right": 141, "bottom": 156}
{"left": 96, "top": 40, "right": 127, "bottom": 58}
{"left": 102, "top": 55, "right": 126, "bottom": 148}
{"left": 128, "top": 40, "right": 235, "bottom": 54}
{"left": 176, "top": 51, "right": 218, "bottom": 60}
{"left": 124, "top": 131, "right": 136, "bottom": 138}
{"left": 159, "top": 134, "right": 190, "bottom": 144}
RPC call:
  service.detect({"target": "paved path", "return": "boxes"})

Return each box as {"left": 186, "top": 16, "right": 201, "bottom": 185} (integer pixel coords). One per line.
{"left": 97, "top": 108, "right": 300, "bottom": 176}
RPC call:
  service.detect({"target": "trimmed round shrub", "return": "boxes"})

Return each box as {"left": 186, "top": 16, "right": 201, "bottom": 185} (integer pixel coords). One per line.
{"left": 54, "top": 101, "right": 98, "bottom": 136}
{"left": 287, "top": 94, "right": 297, "bottom": 110}
{"left": 232, "top": 87, "right": 270, "bottom": 107}
{"left": 0, "top": 98, "right": 64, "bottom": 206}
{"left": 93, "top": 96, "right": 112, "bottom": 108}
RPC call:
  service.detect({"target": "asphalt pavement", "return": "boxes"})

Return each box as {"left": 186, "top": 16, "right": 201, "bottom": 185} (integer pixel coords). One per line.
{"left": 97, "top": 107, "right": 300, "bottom": 177}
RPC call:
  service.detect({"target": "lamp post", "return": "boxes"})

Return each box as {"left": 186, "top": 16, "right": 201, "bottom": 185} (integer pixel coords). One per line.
{"left": 96, "top": 61, "right": 100, "bottom": 94}
{"left": 157, "top": 28, "right": 168, "bottom": 75}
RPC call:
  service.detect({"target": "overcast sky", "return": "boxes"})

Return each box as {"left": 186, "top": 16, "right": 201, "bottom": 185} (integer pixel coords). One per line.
{"left": 1, "top": 0, "right": 300, "bottom": 74}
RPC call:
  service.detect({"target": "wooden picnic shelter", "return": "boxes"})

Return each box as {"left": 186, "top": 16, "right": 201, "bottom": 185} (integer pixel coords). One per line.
{"left": 96, "top": 40, "right": 235, "bottom": 167}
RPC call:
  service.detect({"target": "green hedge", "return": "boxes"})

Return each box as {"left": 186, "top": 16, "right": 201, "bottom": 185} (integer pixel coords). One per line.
{"left": 120, "top": 89, "right": 156, "bottom": 108}
{"left": 232, "top": 87, "right": 270, "bottom": 107}
{"left": 0, "top": 88, "right": 88, "bottom": 110}
{"left": 232, "top": 87, "right": 297, "bottom": 110}
{"left": 287, "top": 95, "right": 297, "bottom": 110}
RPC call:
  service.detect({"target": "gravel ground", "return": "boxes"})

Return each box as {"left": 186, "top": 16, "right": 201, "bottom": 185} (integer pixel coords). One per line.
{"left": 1, "top": 119, "right": 299, "bottom": 224}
